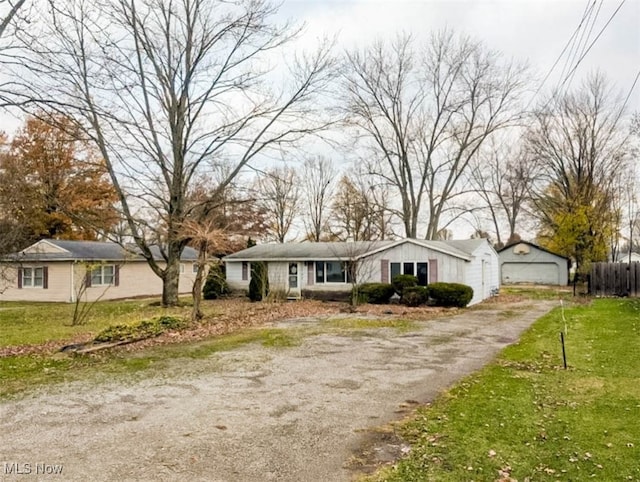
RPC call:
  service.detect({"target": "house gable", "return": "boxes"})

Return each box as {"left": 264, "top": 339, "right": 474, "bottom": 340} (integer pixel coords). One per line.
{"left": 21, "top": 240, "right": 70, "bottom": 255}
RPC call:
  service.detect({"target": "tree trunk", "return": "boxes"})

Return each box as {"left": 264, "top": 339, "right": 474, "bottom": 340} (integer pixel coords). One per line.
{"left": 191, "top": 249, "right": 206, "bottom": 321}
{"left": 162, "top": 252, "right": 181, "bottom": 307}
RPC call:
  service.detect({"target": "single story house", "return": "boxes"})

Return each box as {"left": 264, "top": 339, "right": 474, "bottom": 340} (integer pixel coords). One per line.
{"left": 223, "top": 238, "right": 500, "bottom": 305}
{"left": 0, "top": 239, "right": 199, "bottom": 302}
{"left": 498, "top": 241, "right": 569, "bottom": 285}
{"left": 613, "top": 252, "right": 640, "bottom": 263}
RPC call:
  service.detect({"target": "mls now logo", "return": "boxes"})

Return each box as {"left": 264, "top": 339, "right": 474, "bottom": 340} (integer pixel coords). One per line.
{"left": 4, "top": 462, "right": 64, "bottom": 475}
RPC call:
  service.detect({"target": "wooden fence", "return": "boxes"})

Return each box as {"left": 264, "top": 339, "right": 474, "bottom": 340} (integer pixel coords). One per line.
{"left": 589, "top": 262, "right": 640, "bottom": 297}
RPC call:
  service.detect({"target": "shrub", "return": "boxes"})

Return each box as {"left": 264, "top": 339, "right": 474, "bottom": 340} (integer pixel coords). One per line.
{"left": 355, "top": 283, "right": 395, "bottom": 304}
{"left": 94, "top": 316, "right": 188, "bottom": 343}
{"left": 248, "top": 261, "right": 269, "bottom": 302}
{"left": 428, "top": 282, "right": 473, "bottom": 308}
{"left": 402, "top": 286, "right": 429, "bottom": 307}
{"left": 392, "top": 274, "right": 418, "bottom": 299}
{"left": 203, "top": 263, "right": 229, "bottom": 300}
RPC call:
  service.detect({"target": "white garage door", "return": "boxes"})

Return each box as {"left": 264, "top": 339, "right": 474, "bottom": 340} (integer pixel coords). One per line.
{"left": 502, "top": 262, "right": 559, "bottom": 285}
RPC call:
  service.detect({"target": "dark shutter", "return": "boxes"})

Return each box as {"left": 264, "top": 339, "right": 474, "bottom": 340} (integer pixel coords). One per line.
{"left": 43, "top": 266, "right": 48, "bottom": 289}
{"left": 381, "top": 259, "right": 389, "bottom": 283}
{"left": 428, "top": 259, "right": 438, "bottom": 283}
{"left": 85, "top": 269, "right": 92, "bottom": 288}
{"left": 114, "top": 265, "right": 120, "bottom": 286}
{"left": 17, "top": 269, "right": 22, "bottom": 289}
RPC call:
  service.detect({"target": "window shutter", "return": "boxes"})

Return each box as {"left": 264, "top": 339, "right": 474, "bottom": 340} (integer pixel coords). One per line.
{"left": 428, "top": 259, "right": 438, "bottom": 283}
{"left": 17, "top": 269, "right": 22, "bottom": 289}
{"left": 85, "top": 270, "right": 92, "bottom": 288}
{"left": 43, "top": 267, "right": 49, "bottom": 289}
{"left": 381, "top": 259, "right": 389, "bottom": 283}
{"left": 307, "top": 262, "right": 314, "bottom": 286}
{"left": 114, "top": 265, "right": 120, "bottom": 286}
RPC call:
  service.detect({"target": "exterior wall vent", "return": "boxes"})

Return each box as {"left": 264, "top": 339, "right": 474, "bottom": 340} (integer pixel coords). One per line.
{"left": 513, "top": 243, "right": 530, "bottom": 255}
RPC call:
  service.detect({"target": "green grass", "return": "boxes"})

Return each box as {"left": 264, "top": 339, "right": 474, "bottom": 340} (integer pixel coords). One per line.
{"left": 367, "top": 298, "right": 640, "bottom": 481}
{"left": 0, "top": 299, "right": 200, "bottom": 347}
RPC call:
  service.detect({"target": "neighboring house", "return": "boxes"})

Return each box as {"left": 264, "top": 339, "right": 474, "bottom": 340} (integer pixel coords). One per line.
{"left": 498, "top": 241, "right": 569, "bottom": 285}
{"left": 614, "top": 252, "right": 640, "bottom": 263}
{"left": 223, "top": 238, "right": 500, "bottom": 305}
{"left": 0, "top": 239, "right": 199, "bottom": 302}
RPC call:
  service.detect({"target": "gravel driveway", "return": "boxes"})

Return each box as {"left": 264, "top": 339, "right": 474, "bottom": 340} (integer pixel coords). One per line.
{"left": 1, "top": 300, "right": 555, "bottom": 481}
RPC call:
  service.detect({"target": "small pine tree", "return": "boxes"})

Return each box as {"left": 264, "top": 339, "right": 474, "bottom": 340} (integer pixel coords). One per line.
{"left": 202, "top": 263, "right": 229, "bottom": 300}
{"left": 248, "top": 261, "right": 269, "bottom": 302}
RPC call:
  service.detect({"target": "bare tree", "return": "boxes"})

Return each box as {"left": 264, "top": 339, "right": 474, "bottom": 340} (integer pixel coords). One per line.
{"left": 331, "top": 174, "right": 391, "bottom": 241}
{"left": 302, "top": 156, "right": 335, "bottom": 241}
{"left": 528, "top": 74, "right": 632, "bottom": 274}
{"left": 6, "top": 0, "right": 334, "bottom": 305}
{"left": 0, "top": 0, "right": 26, "bottom": 39}
{"left": 342, "top": 31, "right": 527, "bottom": 239}
{"left": 256, "top": 166, "right": 300, "bottom": 243}
{"left": 469, "top": 137, "right": 535, "bottom": 248}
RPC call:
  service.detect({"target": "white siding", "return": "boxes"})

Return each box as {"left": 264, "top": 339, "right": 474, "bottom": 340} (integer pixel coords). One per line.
{"left": 0, "top": 263, "right": 72, "bottom": 302}
{"left": 462, "top": 242, "right": 500, "bottom": 305}
{"left": 268, "top": 262, "right": 289, "bottom": 292}
{"left": 365, "top": 244, "right": 467, "bottom": 285}
{"left": 226, "top": 261, "right": 249, "bottom": 291}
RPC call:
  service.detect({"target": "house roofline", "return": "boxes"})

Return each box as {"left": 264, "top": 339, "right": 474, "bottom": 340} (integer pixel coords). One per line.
{"left": 497, "top": 240, "right": 569, "bottom": 260}
{"left": 223, "top": 238, "right": 473, "bottom": 262}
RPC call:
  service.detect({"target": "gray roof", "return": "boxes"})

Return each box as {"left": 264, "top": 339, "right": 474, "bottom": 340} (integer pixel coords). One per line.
{"left": 223, "top": 238, "right": 477, "bottom": 262}
{"left": 11, "top": 239, "right": 198, "bottom": 262}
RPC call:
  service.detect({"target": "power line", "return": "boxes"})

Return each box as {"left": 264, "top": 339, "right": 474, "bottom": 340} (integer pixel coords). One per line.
{"left": 557, "top": 0, "right": 628, "bottom": 91}
{"left": 531, "top": 0, "right": 597, "bottom": 104}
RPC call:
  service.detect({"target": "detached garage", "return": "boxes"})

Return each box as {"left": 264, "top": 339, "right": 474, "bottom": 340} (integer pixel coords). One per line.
{"left": 498, "top": 241, "right": 569, "bottom": 286}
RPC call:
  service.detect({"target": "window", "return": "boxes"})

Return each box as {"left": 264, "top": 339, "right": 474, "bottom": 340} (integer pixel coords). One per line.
{"left": 314, "top": 261, "right": 351, "bottom": 283}
{"left": 315, "top": 262, "right": 325, "bottom": 284}
{"left": 390, "top": 263, "right": 401, "bottom": 280}
{"left": 241, "top": 262, "right": 249, "bottom": 281}
{"left": 192, "top": 263, "right": 199, "bottom": 273}
{"left": 21, "top": 267, "right": 44, "bottom": 288}
{"left": 390, "top": 261, "right": 428, "bottom": 286}
{"left": 90, "top": 265, "right": 115, "bottom": 286}
{"left": 180, "top": 264, "right": 185, "bottom": 273}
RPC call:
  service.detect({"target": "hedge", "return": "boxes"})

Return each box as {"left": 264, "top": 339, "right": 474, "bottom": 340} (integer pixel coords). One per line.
{"left": 392, "top": 274, "right": 418, "bottom": 299}
{"left": 355, "top": 283, "right": 395, "bottom": 304}
{"left": 428, "top": 282, "right": 473, "bottom": 308}
{"left": 402, "top": 286, "right": 429, "bottom": 307}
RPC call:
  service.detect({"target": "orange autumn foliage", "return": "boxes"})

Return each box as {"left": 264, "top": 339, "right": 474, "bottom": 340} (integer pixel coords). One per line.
{"left": 0, "top": 116, "right": 118, "bottom": 240}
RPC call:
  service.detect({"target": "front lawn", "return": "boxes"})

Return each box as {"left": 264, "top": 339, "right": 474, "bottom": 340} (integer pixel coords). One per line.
{"left": 369, "top": 298, "right": 640, "bottom": 481}
{"left": 0, "top": 298, "right": 198, "bottom": 348}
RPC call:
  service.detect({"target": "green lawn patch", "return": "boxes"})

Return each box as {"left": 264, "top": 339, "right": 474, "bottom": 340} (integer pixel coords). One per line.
{"left": 0, "top": 299, "right": 197, "bottom": 347}
{"left": 367, "top": 298, "right": 640, "bottom": 481}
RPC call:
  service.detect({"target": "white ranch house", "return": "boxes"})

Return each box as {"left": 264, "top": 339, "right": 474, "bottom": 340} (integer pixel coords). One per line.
{"left": 0, "top": 239, "right": 199, "bottom": 302}
{"left": 224, "top": 238, "right": 500, "bottom": 306}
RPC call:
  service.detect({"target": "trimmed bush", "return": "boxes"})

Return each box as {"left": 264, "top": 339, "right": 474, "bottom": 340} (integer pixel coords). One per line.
{"left": 203, "top": 263, "right": 229, "bottom": 300}
{"left": 392, "top": 274, "right": 418, "bottom": 299}
{"left": 428, "top": 282, "right": 473, "bottom": 308}
{"left": 248, "top": 261, "right": 269, "bottom": 302}
{"left": 402, "top": 286, "right": 429, "bottom": 307}
{"left": 355, "top": 283, "right": 395, "bottom": 304}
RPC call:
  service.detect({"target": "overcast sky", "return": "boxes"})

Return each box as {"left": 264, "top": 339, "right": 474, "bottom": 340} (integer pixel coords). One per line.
{"left": 279, "top": 0, "right": 639, "bottom": 103}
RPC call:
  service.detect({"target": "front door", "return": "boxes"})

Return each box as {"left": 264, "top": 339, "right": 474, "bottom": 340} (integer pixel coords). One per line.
{"left": 288, "top": 262, "right": 300, "bottom": 297}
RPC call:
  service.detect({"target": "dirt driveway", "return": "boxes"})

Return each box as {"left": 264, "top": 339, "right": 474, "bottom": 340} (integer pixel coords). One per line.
{"left": 1, "top": 300, "right": 555, "bottom": 481}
